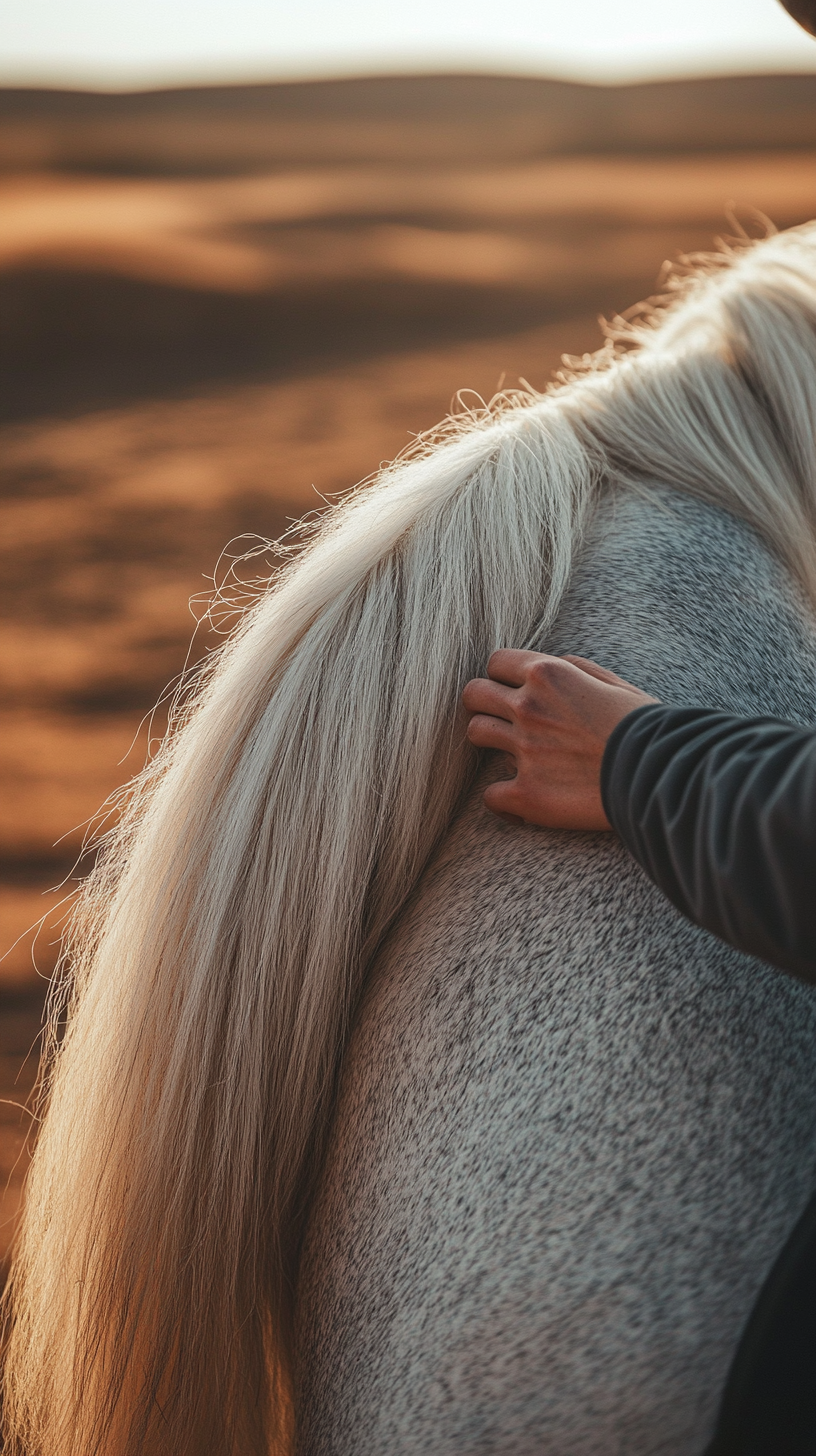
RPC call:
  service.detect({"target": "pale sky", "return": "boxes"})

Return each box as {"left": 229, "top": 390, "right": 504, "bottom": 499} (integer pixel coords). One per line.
{"left": 1, "top": 0, "right": 815, "bottom": 90}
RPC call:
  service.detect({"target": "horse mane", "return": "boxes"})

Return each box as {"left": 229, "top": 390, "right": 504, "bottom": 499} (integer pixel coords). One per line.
{"left": 5, "top": 225, "right": 816, "bottom": 1456}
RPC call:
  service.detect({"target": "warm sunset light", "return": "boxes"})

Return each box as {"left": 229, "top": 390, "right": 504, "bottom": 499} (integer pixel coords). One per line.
{"left": 2, "top": 0, "right": 816, "bottom": 1448}
{"left": 1, "top": 0, "right": 815, "bottom": 88}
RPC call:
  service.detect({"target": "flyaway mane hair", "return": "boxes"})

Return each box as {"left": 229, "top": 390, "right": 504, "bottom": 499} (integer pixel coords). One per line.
{"left": 5, "top": 225, "right": 816, "bottom": 1456}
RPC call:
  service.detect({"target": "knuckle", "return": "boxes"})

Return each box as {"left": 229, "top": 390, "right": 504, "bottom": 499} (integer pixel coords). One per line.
{"left": 515, "top": 686, "right": 541, "bottom": 724}
{"left": 529, "top": 656, "right": 563, "bottom": 687}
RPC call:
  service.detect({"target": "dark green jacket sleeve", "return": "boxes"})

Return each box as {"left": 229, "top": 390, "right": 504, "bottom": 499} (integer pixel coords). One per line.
{"left": 600, "top": 704, "right": 816, "bottom": 984}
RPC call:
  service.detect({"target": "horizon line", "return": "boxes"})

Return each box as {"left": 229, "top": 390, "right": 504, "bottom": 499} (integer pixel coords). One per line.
{"left": 3, "top": 50, "right": 816, "bottom": 95}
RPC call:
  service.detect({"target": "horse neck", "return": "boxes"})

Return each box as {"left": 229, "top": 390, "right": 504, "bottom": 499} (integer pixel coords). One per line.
{"left": 544, "top": 481, "right": 816, "bottom": 725}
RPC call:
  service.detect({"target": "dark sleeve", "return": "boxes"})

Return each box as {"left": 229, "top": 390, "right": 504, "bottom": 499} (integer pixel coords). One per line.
{"left": 600, "top": 704, "right": 816, "bottom": 984}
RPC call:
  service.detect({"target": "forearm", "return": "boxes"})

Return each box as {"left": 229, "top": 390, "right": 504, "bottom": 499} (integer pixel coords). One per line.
{"left": 601, "top": 705, "right": 816, "bottom": 983}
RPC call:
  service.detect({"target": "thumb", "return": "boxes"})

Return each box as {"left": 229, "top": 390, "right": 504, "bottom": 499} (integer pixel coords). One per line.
{"left": 483, "top": 777, "right": 524, "bottom": 826}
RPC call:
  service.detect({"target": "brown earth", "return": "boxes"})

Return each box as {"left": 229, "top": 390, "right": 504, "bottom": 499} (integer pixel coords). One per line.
{"left": 0, "top": 72, "right": 815, "bottom": 1263}
{"left": 2, "top": 71, "right": 816, "bottom": 171}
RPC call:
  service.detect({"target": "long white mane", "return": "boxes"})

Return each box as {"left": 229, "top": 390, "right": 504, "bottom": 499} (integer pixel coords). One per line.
{"left": 5, "top": 227, "right": 816, "bottom": 1456}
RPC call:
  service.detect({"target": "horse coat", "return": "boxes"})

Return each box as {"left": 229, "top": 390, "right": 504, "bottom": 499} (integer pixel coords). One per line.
{"left": 296, "top": 483, "right": 816, "bottom": 1456}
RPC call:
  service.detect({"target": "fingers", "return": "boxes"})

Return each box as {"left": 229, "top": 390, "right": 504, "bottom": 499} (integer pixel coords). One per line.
{"left": 462, "top": 676, "right": 516, "bottom": 721}
{"left": 561, "top": 655, "right": 639, "bottom": 691}
{"left": 488, "top": 649, "right": 594, "bottom": 696}
{"left": 485, "top": 648, "right": 544, "bottom": 687}
{"left": 466, "top": 713, "right": 516, "bottom": 753}
{"left": 483, "top": 777, "right": 523, "bottom": 822}
{"left": 485, "top": 648, "right": 643, "bottom": 696}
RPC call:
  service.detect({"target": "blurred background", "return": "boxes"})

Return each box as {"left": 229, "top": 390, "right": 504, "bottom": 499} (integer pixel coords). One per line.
{"left": 1, "top": 0, "right": 815, "bottom": 1267}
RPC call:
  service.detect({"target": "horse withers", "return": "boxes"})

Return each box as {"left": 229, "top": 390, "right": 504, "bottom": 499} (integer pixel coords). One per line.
{"left": 7, "top": 232, "right": 816, "bottom": 1456}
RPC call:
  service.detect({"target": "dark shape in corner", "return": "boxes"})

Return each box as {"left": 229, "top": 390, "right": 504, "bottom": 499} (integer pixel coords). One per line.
{"left": 779, "top": 0, "right": 816, "bottom": 36}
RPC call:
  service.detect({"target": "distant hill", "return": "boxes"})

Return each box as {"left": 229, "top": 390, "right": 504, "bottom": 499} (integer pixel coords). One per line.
{"left": 1, "top": 71, "right": 815, "bottom": 174}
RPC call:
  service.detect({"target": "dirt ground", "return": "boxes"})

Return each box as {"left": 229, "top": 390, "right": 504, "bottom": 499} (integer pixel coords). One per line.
{"left": 1, "top": 72, "right": 815, "bottom": 1264}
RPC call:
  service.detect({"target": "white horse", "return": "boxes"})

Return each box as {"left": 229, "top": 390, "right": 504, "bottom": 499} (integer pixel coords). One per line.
{"left": 5, "top": 229, "right": 816, "bottom": 1456}
{"left": 296, "top": 479, "right": 816, "bottom": 1454}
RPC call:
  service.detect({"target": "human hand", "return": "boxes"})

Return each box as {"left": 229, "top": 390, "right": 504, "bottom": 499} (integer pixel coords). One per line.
{"left": 462, "top": 651, "right": 658, "bottom": 830}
